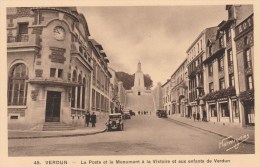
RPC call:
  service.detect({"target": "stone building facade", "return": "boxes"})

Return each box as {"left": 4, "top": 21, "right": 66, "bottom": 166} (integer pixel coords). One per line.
{"left": 7, "top": 7, "right": 110, "bottom": 129}
{"left": 108, "top": 67, "right": 119, "bottom": 113}
{"left": 88, "top": 39, "right": 111, "bottom": 116}
{"left": 204, "top": 5, "right": 253, "bottom": 126}
{"left": 186, "top": 27, "right": 218, "bottom": 121}
{"left": 234, "top": 8, "right": 254, "bottom": 126}
{"left": 152, "top": 82, "right": 163, "bottom": 111}
{"left": 170, "top": 59, "right": 188, "bottom": 117}
{"left": 162, "top": 79, "right": 171, "bottom": 115}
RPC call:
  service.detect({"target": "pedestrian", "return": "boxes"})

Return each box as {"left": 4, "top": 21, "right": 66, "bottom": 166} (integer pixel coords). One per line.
{"left": 85, "top": 111, "right": 91, "bottom": 127}
{"left": 193, "top": 112, "right": 196, "bottom": 122}
{"left": 91, "top": 112, "right": 96, "bottom": 127}
{"left": 197, "top": 112, "right": 201, "bottom": 122}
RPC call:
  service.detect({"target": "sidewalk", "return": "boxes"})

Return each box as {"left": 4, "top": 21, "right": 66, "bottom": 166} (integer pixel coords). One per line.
{"left": 168, "top": 115, "right": 255, "bottom": 144}
{"left": 8, "top": 116, "right": 108, "bottom": 139}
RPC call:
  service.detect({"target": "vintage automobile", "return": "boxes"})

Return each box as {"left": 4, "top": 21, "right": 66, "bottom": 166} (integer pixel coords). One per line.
{"left": 123, "top": 110, "right": 131, "bottom": 119}
{"left": 156, "top": 110, "right": 168, "bottom": 118}
{"left": 106, "top": 113, "right": 124, "bottom": 131}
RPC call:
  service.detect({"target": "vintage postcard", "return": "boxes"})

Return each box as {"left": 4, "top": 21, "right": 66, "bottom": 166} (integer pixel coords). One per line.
{"left": 0, "top": 0, "right": 259, "bottom": 167}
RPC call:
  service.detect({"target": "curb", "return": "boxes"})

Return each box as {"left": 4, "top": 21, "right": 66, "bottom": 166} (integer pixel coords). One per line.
{"left": 8, "top": 128, "right": 107, "bottom": 139}
{"left": 167, "top": 117, "right": 255, "bottom": 145}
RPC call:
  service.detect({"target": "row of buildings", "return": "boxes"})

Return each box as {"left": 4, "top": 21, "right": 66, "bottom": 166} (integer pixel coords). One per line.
{"left": 154, "top": 5, "right": 254, "bottom": 127}
{"left": 7, "top": 7, "right": 126, "bottom": 129}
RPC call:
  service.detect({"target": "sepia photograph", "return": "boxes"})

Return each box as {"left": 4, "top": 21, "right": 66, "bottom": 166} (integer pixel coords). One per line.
{"left": 1, "top": 0, "right": 259, "bottom": 167}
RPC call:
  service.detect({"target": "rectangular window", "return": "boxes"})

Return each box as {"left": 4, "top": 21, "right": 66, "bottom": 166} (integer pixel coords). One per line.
{"left": 245, "top": 49, "right": 252, "bottom": 68}
{"left": 10, "top": 115, "right": 19, "bottom": 119}
{"left": 218, "top": 57, "right": 224, "bottom": 71}
{"left": 71, "top": 87, "right": 75, "bottom": 108}
{"left": 77, "top": 86, "right": 81, "bottom": 108}
{"left": 247, "top": 75, "right": 254, "bottom": 90}
{"left": 92, "top": 89, "right": 95, "bottom": 109}
{"left": 208, "top": 63, "right": 213, "bottom": 76}
{"left": 219, "top": 78, "right": 225, "bottom": 90}
{"left": 210, "top": 105, "right": 217, "bottom": 117}
{"left": 58, "top": 69, "right": 63, "bottom": 78}
{"left": 79, "top": 46, "right": 83, "bottom": 53}
{"left": 229, "top": 74, "right": 234, "bottom": 87}
{"left": 232, "top": 101, "right": 239, "bottom": 118}
{"left": 208, "top": 45, "right": 212, "bottom": 56}
{"left": 96, "top": 92, "right": 100, "bottom": 110}
{"left": 226, "top": 28, "right": 231, "bottom": 42}
{"left": 220, "top": 103, "right": 229, "bottom": 117}
{"left": 18, "top": 23, "right": 28, "bottom": 34}
{"left": 209, "top": 82, "right": 214, "bottom": 93}
{"left": 200, "top": 39, "right": 202, "bottom": 51}
{"left": 82, "top": 85, "right": 85, "bottom": 109}
{"left": 227, "top": 49, "right": 233, "bottom": 66}
{"left": 50, "top": 68, "right": 56, "bottom": 77}
{"left": 244, "top": 36, "right": 248, "bottom": 45}
{"left": 220, "top": 37, "right": 224, "bottom": 47}
{"left": 18, "top": 22, "right": 29, "bottom": 42}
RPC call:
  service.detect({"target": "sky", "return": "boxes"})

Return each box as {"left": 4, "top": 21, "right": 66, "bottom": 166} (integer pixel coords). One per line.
{"left": 78, "top": 6, "right": 227, "bottom": 88}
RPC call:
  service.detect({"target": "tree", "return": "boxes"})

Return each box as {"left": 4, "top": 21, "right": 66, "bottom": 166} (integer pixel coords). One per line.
{"left": 116, "top": 71, "right": 153, "bottom": 90}
{"left": 115, "top": 72, "right": 134, "bottom": 90}
{"left": 144, "top": 74, "right": 153, "bottom": 90}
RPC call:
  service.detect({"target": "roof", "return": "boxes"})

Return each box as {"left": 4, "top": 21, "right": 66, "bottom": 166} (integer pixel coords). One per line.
{"left": 170, "top": 58, "right": 187, "bottom": 78}
{"left": 161, "top": 79, "right": 171, "bottom": 87}
{"left": 31, "top": 7, "right": 79, "bottom": 22}
{"left": 89, "top": 39, "right": 103, "bottom": 50}
{"left": 186, "top": 26, "right": 218, "bottom": 53}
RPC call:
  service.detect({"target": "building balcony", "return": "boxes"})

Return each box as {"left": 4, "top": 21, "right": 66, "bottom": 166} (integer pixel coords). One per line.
{"left": 188, "top": 64, "right": 203, "bottom": 78}
{"left": 204, "top": 86, "right": 236, "bottom": 101}
{"left": 7, "top": 34, "right": 41, "bottom": 51}
{"left": 8, "top": 34, "right": 28, "bottom": 43}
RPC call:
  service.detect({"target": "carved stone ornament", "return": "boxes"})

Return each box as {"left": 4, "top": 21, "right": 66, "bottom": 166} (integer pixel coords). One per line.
{"left": 31, "top": 90, "right": 39, "bottom": 101}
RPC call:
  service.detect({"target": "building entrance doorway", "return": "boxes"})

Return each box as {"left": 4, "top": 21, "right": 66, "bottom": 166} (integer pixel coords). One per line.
{"left": 45, "top": 91, "right": 61, "bottom": 122}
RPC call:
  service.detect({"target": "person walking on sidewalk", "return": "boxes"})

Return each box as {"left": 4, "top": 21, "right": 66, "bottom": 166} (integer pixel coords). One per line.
{"left": 91, "top": 112, "right": 97, "bottom": 127}
{"left": 197, "top": 112, "right": 201, "bottom": 122}
{"left": 193, "top": 112, "right": 196, "bottom": 122}
{"left": 85, "top": 111, "right": 91, "bottom": 127}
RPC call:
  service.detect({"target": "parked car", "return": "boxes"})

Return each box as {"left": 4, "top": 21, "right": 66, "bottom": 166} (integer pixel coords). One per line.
{"left": 156, "top": 110, "right": 168, "bottom": 118}
{"left": 106, "top": 113, "right": 124, "bottom": 131}
{"left": 123, "top": 110, "right": 131, "bottom": 119}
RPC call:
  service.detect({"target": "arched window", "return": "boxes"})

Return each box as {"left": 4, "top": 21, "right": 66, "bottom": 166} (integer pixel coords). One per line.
{"left": 8, "top": 63, "right": 28, "bottom": 106}
{"left": 82, "top": 78, "right": 86, "bottom": 109}
{"left": 77, "top": 74, "right": 82, "bottom": 108}
{"left": 71, "top": 70, "right": 77, "bottom": 108}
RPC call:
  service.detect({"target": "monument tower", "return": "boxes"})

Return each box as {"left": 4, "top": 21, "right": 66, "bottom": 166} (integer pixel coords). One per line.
{"left": 132, "top": 61, "right": 146, "bottom": 95}
{"left": 125, "top": 61, "right": 155, "bottom": 113}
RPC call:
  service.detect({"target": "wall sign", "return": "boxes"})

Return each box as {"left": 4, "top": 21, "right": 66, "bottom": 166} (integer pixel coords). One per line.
{"left": 235, "top": 15, "right": 253, "bottom": 36}
{"left": 49, "top": 47, "right": 66, "bottom": 63}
